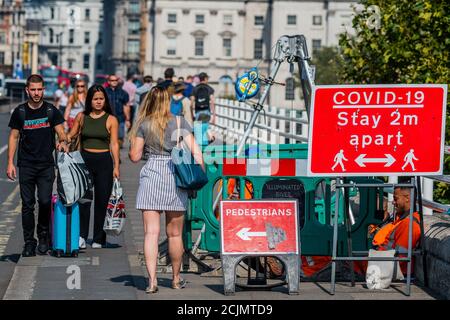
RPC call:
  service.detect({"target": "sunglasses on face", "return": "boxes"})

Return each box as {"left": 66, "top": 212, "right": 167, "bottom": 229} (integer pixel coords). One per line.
{"left": 109, "top": 79, "right": 118, "bottom": 82}
{"left": 77, "top": 85, "right": 85, "bottom": 88}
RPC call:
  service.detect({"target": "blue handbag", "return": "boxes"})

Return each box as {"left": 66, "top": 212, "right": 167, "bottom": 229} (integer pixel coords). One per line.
{"left": 172, "top": 117, "right": 208, "bottom": 190}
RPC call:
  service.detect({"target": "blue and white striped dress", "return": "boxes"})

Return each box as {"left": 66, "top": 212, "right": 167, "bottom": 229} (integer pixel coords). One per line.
{"left": 136, "top": 155, "right": 188, "bottom": 211}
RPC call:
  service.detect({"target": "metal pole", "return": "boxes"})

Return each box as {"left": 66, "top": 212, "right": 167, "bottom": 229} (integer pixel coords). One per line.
{"left": 236, "top": 60, "right": 282, "bottom": 156}
{"left": 343, "top": 187, "right": 355, "bottom": 287}
{"left": 406, "top": 181, "right": 415, "bottom": 296}
{"left": 211, "top": 59, "right": 283, "bottom": 213}
{"left": 416, "top": 176, "right": 428, "bottom": 287}
{"left": 330, "top": 178, "right": 341, "bottom": 295}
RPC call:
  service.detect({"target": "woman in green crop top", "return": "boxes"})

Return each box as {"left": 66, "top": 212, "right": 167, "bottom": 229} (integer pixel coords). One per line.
{"left": 67, "top": 85, "right": 120, "bottom": 249}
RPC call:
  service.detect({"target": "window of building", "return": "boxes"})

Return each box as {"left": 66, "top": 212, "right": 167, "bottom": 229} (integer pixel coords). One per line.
{"left": 98, "top": 32, "right": 103, "bottom": 44}
{"left": 50, "top": 54, "right": 58, "bottom": 66}
{"left": 223, "top": 38, "right": 231, "bottom": 57}
{"left": 129, "top": 1, "right": 140, "bottom": 14}
{"left": 85, "top": 9, "right": 90, "bottom": 20}
{"left": 167, "top": 37, "right": 176, "bottom": 56}
{"left": 49, "top": 28, "right": 54, "bottom": 44}
{"left": 68, "top": 60, "right": 73, "bottom": 69}
{"left": 223, "top": 14, "right": 232, "bottom": 26}
{"left": 83, "top": 54, "right": 90, "bottom": 69}
{"left": 254, "top": 39, "right": 263, "bottom": 59}
{"left": 196, "top": 14, "right": 204, "bottom": 24}
{"left": 84, "top": 31, "right": 90, "bottom": 44}
{"left": 195, "top": 38, "right": 204, "bottom": 56}
{"left": 69, "top": 29, "right": 74, "bottom": 44}
{"left": 0, "top": 32, "right": 6, "bottom": 44}
{"left": 128, "top": 20, "right": 140, "bottom": 35}
{"left": 312, "top": 39, "right": 322, "bottom": 52}
{"left": 254, "top": 15, "right": 264, "bottom": 26}
{"left": 128, "top": 40, "right": 140, "bottom": 54}
{"left": 50, "top": 7, "right": 55, "bottom": 19}
{"left": 285, "top": 77, "right": 295, "bottom": 100}
{"left": 0, "top": 52, "right": 4, "bottom": 65}
{"left": 168, "top": 13, "right": 177, "bottom": 23}
{"left": 287, "top": 15, "right": 297, "bottom": 25}
{"left": 313, "top": 15, "right": 323, "bottom": 26}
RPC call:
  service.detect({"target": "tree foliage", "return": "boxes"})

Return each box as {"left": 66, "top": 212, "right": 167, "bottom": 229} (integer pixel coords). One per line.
{"left": 311, "top": 47, "right": 341, "bottom": 85}
{"left": 339, "top": 0, "right": 450, "bottom": 204}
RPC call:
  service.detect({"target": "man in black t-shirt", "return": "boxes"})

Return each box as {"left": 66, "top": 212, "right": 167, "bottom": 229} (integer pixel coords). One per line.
{"left": 6, "top": 74, "right": 68, "bottom": 257}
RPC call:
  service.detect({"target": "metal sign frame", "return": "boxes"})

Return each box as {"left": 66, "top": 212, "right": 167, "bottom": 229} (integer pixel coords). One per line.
{"left": 220, "top": 199, "right": 300, "bottom": 296}
{"left": 329, "top": 180, "right": 417, "bottom": 296}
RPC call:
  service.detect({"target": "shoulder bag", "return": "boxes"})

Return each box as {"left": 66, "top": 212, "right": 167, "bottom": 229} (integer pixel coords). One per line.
{"left": 171, "top": 116, "right": 208, "bottom": 190}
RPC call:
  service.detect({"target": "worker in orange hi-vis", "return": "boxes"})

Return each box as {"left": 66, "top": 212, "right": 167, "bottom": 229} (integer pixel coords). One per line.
{"left": 214, "top": 179, "right": 254, "bottom": 220}
{"left": 353, "top": 186, "right": 421, "bottom": 276}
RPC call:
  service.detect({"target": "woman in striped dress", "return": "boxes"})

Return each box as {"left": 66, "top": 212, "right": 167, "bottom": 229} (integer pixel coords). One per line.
{"left": 128, "top": 85, "right": 204, "bottom": 293}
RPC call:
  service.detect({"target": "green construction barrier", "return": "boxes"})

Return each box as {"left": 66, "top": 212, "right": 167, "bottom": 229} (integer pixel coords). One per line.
{"left": 184, "top": 144, "right": 384, "bottom": 256}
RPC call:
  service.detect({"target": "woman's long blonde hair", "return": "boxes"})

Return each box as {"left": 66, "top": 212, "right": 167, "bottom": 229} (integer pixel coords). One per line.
{"left": 72, "top": 79, "right": 86, "bottom": 105}
{"left": 129, "top": 86, "right": 171, "bottom": 149}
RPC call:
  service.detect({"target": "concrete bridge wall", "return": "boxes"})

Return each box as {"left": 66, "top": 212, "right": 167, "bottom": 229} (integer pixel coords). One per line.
{"left": 415, "top": 213, "right": 450, "bottom": 299}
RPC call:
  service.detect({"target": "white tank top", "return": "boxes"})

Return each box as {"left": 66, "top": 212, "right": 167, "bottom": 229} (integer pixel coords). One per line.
{"left": 69, "top": 99, "right": 85, "bottom": 119}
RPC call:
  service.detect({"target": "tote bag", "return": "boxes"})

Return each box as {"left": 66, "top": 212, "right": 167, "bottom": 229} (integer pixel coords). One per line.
{"left": 171, "top": 116, "right": 208, "bottom": 190}
{"left": 56, "top": 151, "right": 93, "bottom": 206}
{"left": 103, "top": 178, "right": 126, "bottom": 236}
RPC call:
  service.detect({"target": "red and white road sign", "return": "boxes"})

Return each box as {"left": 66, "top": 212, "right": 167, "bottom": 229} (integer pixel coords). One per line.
{"left": 307, "top": 84, "right": 448, "bottom": 176}
{"left": 220, "top": 200, "right": 299, "bottom": 255}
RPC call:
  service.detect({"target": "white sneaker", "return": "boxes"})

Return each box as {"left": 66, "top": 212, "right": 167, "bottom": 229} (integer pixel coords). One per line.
{"left": 91, "top": 242, "right": 102, "bottom": 249}
{"left": 79, "top": 237, "right": 87, "bottom": 249}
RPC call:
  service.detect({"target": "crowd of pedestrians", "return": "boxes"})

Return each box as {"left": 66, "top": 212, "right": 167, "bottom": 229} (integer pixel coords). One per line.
{"left": 6, "top": 67, "right": 214, "bottom": 292}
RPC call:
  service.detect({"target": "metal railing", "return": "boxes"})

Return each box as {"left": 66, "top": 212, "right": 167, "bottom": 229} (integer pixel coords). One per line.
{"left": 211, "top": 98, "right": 450, "bottom": 215}
{"left": 212, "top": 98, "right": 309, "bottom": 145}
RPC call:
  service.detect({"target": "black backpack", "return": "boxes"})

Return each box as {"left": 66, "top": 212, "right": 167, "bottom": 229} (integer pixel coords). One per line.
{"left": 194, "top": 84, "right": 210, "bottom": 111}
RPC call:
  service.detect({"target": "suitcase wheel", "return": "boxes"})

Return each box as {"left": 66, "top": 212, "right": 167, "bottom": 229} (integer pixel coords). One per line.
{"left": 53, "top": 249, "right": 63, "bottom": 258}
{"left": 71, "top": 250, "right": 79, "bottom": 258}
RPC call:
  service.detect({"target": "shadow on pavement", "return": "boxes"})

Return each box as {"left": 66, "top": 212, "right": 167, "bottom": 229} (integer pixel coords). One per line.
{"left": 0, "top": 254, "right": 21, "bottom": 263}
{"left": 110, "top": 275, "right": 147, "bottom": 291}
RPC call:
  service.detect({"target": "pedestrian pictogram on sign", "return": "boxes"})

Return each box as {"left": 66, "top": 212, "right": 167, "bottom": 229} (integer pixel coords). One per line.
{"left": 307, "top": 84, "right": 448, "bottom": 176}
{"left": 220, "top": 200, "right": 299, "bottom": 255}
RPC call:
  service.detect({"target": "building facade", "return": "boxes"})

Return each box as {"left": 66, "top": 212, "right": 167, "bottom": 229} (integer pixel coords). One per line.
{"left": 0, "top": 0, "right": 26, "bottom": 77}
{"left": 105, "top": 0, "right": 147, "bottom": 78}
{"left": 143, "top": 0, "right": 356, "bottom": 108}
{"left": 24, "top": 0, "right": 104, "bottom": 82}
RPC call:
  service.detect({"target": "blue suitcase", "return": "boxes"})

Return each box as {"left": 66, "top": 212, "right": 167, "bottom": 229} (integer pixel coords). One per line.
{"left": 52, "top": 200, "right": 80, "bottom": 257}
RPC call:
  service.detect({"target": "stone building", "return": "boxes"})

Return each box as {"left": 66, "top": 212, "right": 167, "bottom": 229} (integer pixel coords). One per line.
{"left": 142, "top": 0, "right": 356, "bottom": 108}
{"left": 0, "top": 0, "right": 26, "bottom": 77}
{"left": 24, "top": 0, "right": 104, "bottom": 82}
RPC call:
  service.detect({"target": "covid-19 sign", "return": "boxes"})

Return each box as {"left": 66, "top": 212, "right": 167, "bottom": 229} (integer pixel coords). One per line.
{"left": 307, "top": 84, "right": 447, "bottom": 176}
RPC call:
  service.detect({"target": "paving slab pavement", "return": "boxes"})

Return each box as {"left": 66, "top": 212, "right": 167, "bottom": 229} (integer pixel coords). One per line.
{"left": 1, "top": 145, "right": 440, "bottom": 301}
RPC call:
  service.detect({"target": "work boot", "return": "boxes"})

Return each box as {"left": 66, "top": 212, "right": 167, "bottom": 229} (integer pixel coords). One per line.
{"left": 37, "top": 237, "right": 49, "bottom": 255}
{"left": 22, "top": 243, "right": 36, "bottom": 257}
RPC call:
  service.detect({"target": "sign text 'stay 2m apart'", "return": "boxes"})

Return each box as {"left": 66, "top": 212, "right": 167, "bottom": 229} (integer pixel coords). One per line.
{"left": 307, "top": 84, "right": 448, "bottom": 176}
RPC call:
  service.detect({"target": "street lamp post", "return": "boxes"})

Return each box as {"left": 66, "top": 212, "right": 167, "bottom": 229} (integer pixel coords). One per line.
{"left": 57, "top": 32, "right": 63, "bottom": 67}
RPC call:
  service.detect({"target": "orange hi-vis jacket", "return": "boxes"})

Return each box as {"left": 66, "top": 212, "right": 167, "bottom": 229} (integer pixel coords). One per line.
{"left": 373, "top": 212, "right": 421, "bottom": 252}
{"left": 372, "top": 212, "right": 421, "bottom": 274}
{"left": 353, "top": 212, "right": 421, "bottom": 276}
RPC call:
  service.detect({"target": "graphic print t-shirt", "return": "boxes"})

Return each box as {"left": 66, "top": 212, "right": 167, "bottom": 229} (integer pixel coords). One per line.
{"left": 8, "top": 102, "right": 65, "bottom": 167}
